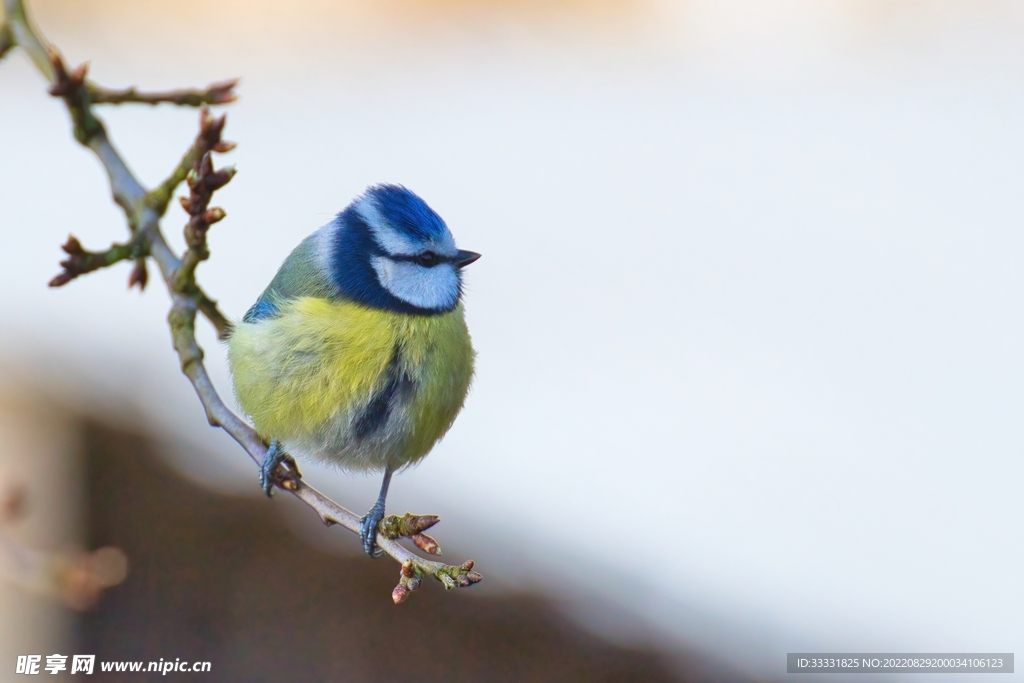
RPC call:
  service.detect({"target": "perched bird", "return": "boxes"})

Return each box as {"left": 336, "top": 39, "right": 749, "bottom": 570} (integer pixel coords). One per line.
{"left": 227, "top": 184, "right": 479, "bottom": 556}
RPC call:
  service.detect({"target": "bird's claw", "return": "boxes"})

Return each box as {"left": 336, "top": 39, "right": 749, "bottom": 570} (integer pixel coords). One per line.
{"left": 359, "top": 503, "right": 387, "bottom": 558}
{"left": 259, "top": 440, "right": 301, "bottom": 497}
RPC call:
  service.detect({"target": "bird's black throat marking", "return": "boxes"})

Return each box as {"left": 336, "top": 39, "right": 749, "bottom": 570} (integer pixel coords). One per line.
{"left": 353, "top": 346, "right": 416, "bottom": 440}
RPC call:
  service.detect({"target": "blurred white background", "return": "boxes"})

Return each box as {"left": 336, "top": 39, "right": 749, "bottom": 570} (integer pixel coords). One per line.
{"left": 1, "top": 0, "right": 1022, "bottom": 679}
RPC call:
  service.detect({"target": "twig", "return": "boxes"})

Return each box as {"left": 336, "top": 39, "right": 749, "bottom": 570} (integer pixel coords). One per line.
{"left": 3, "top": 0, "right": 52, "bottom": 79}
{"left": 48, "top": 234, "right": 146, "bottom": 288}
{"left": 38, "top": 40, "right": 231, "bottom": 328}
{"left": 147, "top": 116, "right": 236, "bottom": 220}
{"left": 1, "top": 0, "right": 481, "bottom": 601}
{"left": 197, "top": 294, "right": 232, "bottom": 340}
{"left": 87, "top": 79, "right": 238, "bottom": 107}
{"left": 173, "top": 108, "right": 235, "bottom": 292}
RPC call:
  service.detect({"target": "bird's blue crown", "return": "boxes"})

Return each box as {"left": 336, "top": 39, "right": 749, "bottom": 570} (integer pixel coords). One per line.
{"left": 360, "top": 184, "right": 451, "bottom": 244}
{"left": 328, "top": 185, "right": 473, "bottom": 315}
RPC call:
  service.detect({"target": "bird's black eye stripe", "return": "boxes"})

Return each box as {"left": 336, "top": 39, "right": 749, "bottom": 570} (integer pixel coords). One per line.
{"left": 392, "top": 251, "right": 446, "bottom": 267}
{"left": 416, "top": 251, "right": 439, "bottom": 267}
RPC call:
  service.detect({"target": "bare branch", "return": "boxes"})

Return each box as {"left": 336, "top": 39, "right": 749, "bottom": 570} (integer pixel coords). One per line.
{"left": 48, "top": 234, "right": 145, "bottom": 288}
{"left": 44, "top": 48, "right": 147, "bottom": 228}
{"left": 46, "top": 53, "right": 105, "bottom": 146}
{"left": 3, "top": 0, "right": 53, "bottom": 80}
{"left": 87, "top": 78, "right": 238, "bottom": 107}
{"left": 4, "top": 0, "right": 482, "bottom": 601}
{"left": 196, "top": 296, "right": 231, "bottom": 338}
{"left": 172, "top": 108, "right": 236, "bottom": 293}
{"left": 30, "top": 43, "right": 231, "bottom": 329}
{"left": 147, "top": 118, "right": 236, "bottom": 220}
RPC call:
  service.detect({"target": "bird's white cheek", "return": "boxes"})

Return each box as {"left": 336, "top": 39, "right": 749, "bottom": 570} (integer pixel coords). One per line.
{"left": 371, "top": 257, "right": 459, "bottom": 310}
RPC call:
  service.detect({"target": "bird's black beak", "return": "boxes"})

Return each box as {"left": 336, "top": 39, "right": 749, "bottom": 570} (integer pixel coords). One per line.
{"left": 455, "top": 250, "right": 481, "bottom": 268}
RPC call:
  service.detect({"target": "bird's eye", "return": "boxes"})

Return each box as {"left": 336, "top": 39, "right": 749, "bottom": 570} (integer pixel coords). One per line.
{"left": 415, "top": 251, "right": 440, "bottom": 267}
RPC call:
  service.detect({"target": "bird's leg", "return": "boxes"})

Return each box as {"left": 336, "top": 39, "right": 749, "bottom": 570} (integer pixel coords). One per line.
{"left": 259, "top": 439, "right": 301, "bottom": 497}
{"left": 359, "top": 467, "right": 393, "bottom": 558}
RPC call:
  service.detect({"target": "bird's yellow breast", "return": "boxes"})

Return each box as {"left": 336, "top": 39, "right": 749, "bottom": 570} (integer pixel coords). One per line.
{"left": 227, "top": 297, "right": 474, "bottom": 470}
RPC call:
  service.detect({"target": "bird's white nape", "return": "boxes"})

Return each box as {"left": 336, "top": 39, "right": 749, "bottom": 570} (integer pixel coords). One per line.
{"left": 370, "top": 257, "right": 461, "bottom": 311}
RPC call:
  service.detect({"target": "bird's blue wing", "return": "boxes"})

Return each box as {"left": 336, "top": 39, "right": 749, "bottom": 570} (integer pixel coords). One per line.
{"left": 242, "top": 226, "right": 337, "bottom": 323}
{"left": 243, "top": 295, "right": 279, "bottom": 323}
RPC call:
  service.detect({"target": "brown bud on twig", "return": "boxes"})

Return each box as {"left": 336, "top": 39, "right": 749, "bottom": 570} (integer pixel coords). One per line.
{"left": 48, "top": 272, "right": 72, "bottom": 287}
{"left": 203, "top": 208, "right": 226, "bottom": 225}
{"left": 61, "top": 235, "right": 85, "bottom": 256}
{"left": 406, "top": 514, "right": 440, "bottom": 533}
{"left": 455, "top": 570, "right": 483, "bottom": 588}
{"left": 392, "top": 559, "right": 424, "bottom": 603}
{"left": 69, "top": 62, "right": 89, "bottom": 88}
{"left": 199, "top": 150, "right": 214, "bottom": 176}
{"left": 128, "top": 259, "right": 148, "bottom": 290}
{"left": 44, "top": 49, "right": 106, "bottom": 145}
{"left": 51, "top": 236, "right": 86, "bottom": 286}
{"left": 379, "top": 512, "right": 440, "bottom": 540}
{"left": 204, "top": 166, "right": 236, "bottom": 191}
{"left": 433, "top": 562, "right": 483, "bottom": 592}
{"left": 45, "top": 52, "right": 89, "bottom": 104}
{"left": 411, "top": 533, "right": 441, "bottom": 555}
{"left": 45, "top": 49, "right": 73, "bottom": 97}
{"left": 50, "top": 234, "right": 140, "bottom": 288}
{"left": 206, "top": 79, "right": 240, "bottom": 105}
{"left": 172, "top": 109, "right": 237, "bottom": 287}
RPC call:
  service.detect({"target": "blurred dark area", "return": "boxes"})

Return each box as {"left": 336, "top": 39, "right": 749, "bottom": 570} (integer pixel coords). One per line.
{"left": 77, "top": 419, "right": 749, "bottom": 682}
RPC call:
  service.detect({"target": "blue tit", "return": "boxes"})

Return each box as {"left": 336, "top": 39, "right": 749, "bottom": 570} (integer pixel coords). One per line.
{"left": 227, "top": 184, "right": 480, "bottom": 556}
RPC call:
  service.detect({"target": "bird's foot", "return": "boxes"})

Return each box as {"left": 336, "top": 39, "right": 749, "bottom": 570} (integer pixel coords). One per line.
{"left": 359, "top": 501, "right": 387, "bottom": 558}
{"left": 259, "top": 440, "right": 301, "bottom": 497}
